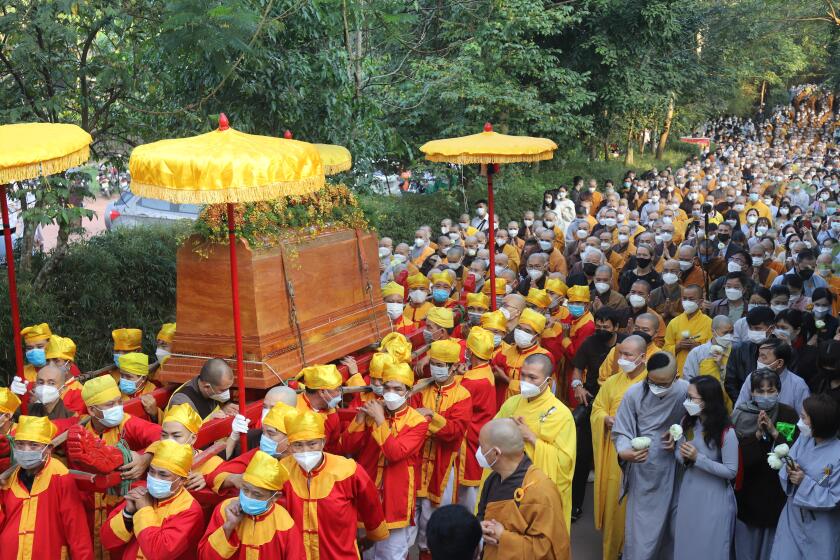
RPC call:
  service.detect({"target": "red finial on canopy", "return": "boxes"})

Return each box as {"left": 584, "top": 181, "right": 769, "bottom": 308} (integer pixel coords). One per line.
{"left": 284, "top": 130, "right": 293, "bottom": 139}
{"left": 484, "top": 122, "right": 493, "bottom": 132}
{"left": 218, "top": 113, "right": 230, "bottom": 131}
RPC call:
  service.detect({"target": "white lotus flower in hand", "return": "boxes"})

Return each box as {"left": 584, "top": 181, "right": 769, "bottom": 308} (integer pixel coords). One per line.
{"left": 669, "top": 424, "right": 684, "bottom": 441}
{"left": 773, "top": 443, "right": 790, "bottom": 458}
{"left": 767, "top": 453, "right": 783, "bottom": 470}
{"left": 631, "top": 436, "right": 652, "bottom": 450}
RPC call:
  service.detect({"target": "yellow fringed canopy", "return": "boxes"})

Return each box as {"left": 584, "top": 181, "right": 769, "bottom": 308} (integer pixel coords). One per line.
{"left": 0, "top": 123, "right": 92, "bottom": 183}
{"left": 129, "top": 120, "right": 325, "bottom": 204}
{"left": 315, "top": 143, "right": 352, "bottom": 175}
{"left": 419, "top": 124, "right": 557, "bottom": 165}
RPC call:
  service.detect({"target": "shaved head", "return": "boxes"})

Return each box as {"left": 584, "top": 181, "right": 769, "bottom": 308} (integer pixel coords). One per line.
{"left": 480, "top": 418, "right": 525, "bottom": 455}
{"left": 265, "top": 385, "right": 298, "bottom": 408}
{"left": 522, "top": 353, "right": 553, "bottom": 379}
{"left": 621, "top": 335, "right": 647, "bottom": 356}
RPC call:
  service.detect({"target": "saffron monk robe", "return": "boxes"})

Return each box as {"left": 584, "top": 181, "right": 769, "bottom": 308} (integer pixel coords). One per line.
{"left": 411, "top": 339, "right": 472, "bottom": 557}
{"left": 344, "top": 362, "right": 429, "bottom": 560}
{"left": 279, "top": 410, "right": 388, "bottom": 560}
{"left": 78, "top": 375, "right": 162, "bottom": 560}
{"left": 101, "top": 440, "right": 205, "bottom": 560}
{"left": 456, "top": 326, "right": 497, "bottom": 513}
{"left": 294, "top": 364, "right": 346, "bottom": 454}
{"left": 198, "top": 451, "right": 304, "bottom": 559}
{"left": 0, "top": 416, "right": 94, "bottom": 560}
{"left": 206, "top": 402, "right": 298, "bottom": 496}
{"left": 492, "top": 308, "right": 554, "bottom": 408}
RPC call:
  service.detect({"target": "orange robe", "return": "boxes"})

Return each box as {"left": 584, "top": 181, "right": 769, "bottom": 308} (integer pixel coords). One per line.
{"left": 0, "top": 457, "right": 94, "bottom": 560}
{"left": 457, "top": 363, "right": 497, "bottom": 486}
{"left": 280, "top": 453, "right": 388, "bottom": 560}
{"left": 100, "top": 487, "right": 204, "bottom": 560}
{"left": 410, "top": 380, "right": 472, "bottom": 505}
{"left": 344, "top": 406, "right": 429, "bottom": 528}
{"left": 198, "top": 498, "right": 305, "bottom": 560}
{"left": 491, "top": 343, "right": 554, "bottom": 408}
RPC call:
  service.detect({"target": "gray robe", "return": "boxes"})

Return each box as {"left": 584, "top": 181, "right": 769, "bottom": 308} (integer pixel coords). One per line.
{"left": 673, "top": 419, "right": 738, "bottom": 560}
{"left": 770, "top": 435, "right": 840, "bottom": 559}
{"left": 612, "top": 379, "right": 689, "bottom": 560}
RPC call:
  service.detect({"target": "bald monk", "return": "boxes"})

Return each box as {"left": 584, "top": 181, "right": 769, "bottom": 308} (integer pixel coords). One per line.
{"left": 476, "top": 418, "right": 570, "bottom": 560}
{"left": 27, "top": 363, "right": 84, "bottom": 421}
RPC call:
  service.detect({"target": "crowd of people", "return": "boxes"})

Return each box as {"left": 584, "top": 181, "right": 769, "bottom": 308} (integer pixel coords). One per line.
{"left": 0, "top": 88, "right": 839, "bottom": 560}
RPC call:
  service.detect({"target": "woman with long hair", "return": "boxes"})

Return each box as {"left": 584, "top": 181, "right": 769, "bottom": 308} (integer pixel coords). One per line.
{"left": 673, "top": 375, "right": 739, "bottom": 560}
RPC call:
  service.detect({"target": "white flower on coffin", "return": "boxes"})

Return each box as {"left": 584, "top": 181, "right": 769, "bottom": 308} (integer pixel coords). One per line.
{"left": 767, "top": 453, "right": 783, "bottom": 470}
{"left": 669, "top": 424, "right": 684, "bottom": 441}
{"left": 631, "top": 436, "right": 652, "bottom": 450}
{"left": 773, "top": 443, "right": 790, "bottom": 458}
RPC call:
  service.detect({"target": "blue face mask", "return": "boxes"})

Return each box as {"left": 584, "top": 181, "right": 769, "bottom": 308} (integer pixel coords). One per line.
{"left": 100, "top": 404, "right": 125, "bottom": 427}
{"left": 568, "top": 303, "right": 585, "bottom": 318}
{"left": 114, "top": 353, "right": 122, "bottom": 367}
{"left": 25, "top": 348, "right": 46, "bottom": 367}
{"left": 239, "top": 489, "right": 273, "bottom": 516}
{"left": 146, "top": 474, "right": 174, "bottom": 499}
{"left": 119, "top": 378, "right": 138, "bottom": 395}
{"left": 259, "top": 433, "right": 279, "bottom": 456}
{"left": 432, "top": 288, "right": 450, "bottom": 303}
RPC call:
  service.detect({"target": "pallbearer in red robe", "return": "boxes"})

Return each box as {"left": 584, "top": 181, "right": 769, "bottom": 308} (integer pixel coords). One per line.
{"left": 457, "top": 326, "right": 497, "bottom": 513}
{"left": 281, "top": 410, "right": 389, "bottom": 560}
{"left": 101, "top": 440, "right": 204, "bottom": 560}
{"left": 345, "top": 362, "right": 429, "bottom": 559}
{"left": 382, "top": 281, "right": 416, "bottom": 335}
{"left": 411, "top": 339, "right": 472, "bottom": 557}
{"left": 294, "top": 365, "right": 345, "bottom": 454}
{"left": 0, "top": 415, "right": 94, "bottom": 560}
{"left": 198, "top": 450, "right": 305, "bottom": 559}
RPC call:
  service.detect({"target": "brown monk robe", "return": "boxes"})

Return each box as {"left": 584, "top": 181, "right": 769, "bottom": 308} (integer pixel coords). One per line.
{"left": 476, "top": 419, "right": 570, "bottom": 560}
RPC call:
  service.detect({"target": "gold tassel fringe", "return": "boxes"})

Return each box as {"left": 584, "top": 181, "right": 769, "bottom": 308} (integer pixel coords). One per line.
{"left": 0, "top": 146, "right": 91, "bottom": 184}
{"left": 324, "top": 160, "right": 352, "bottom": 175}
{"left": 130, "top": 174, "right": 326, "bottom": 204}
{"left": 424, "top": 151, "right": 554, "bottom": 165}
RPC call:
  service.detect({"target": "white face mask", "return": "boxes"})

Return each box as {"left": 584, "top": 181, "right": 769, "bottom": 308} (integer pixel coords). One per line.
{"left": 662, "top": 272, "right": 679, "bottom": 285}
{"left": 500, "top": 307, "right": 512, "bottom": 320}
{"left": 523, "top": 219, "right": 534, "bottom": 227}
{"left": 715, "top": 333, "right": 734, "bottom": 347}
{"left": 576, "top": 230, "right": 588, "bottom": 240}
{"left": 385, "top": 302, "right": 404, "bottom": 319}
{"left": 747, "top": 329, "right": 766, "bottom": 344}
{"left": 618, "top": 234, "right": 629, "bottom": 244}
{"left": 648, "top": 384, "right": 670, "bottom": 396}
{"left": 727, "top": 261, "right": 742, "bottom": 273}
{"left": 430, "top": 364, "right": 451, "bottom": 382}
{"left": 770, "top": 304, "right": 788, "bottom": 315}
{"left": 155, "top": 348, "right": 171, "bottom": 362}
{"left": 682, "top": 300, "right": 699, "bottom": 314}
{"left": 725, "top": 288, "right": 743, "bottom": 301}
{"left": 475, "top": 446, "right": 497, "bottom": 469}
{"left": 683, "top": 399, "right": 702, "bottom": 416}
{"left": 594, "top": 282, "right": 611, "bottom": 294}
{"left": 508, "top": 229, "right": 519, "bottom": 237}
{"left": 617, "top": 357, "right": 639, "bottom": 373}
{"left": 409, "top": 290, "right": 427, "bottom": 304}
{"left": 293, "top": 451, "right": 323, "bottom": 473}
{"left": 382, "top": 391, "right": 406, "bottom": 411}
{"left": 513, "top": 328, "right": 535, "bottom": 349}
{"left": 678, "top": 259, "right": 693, "bottom": 271}
{"left": 414, "top": 238, "right": 426, "bottom": 248}
{"left": 210, "top": 389, "right": 231, "bottom": 403}
{"left": 538, "top": 240, "right": 553, "bottom": 251}
{"left": 628, "top": 294, "right": 646, "bottom": 309}
{"left": 33, "top": 384, "right": 60, "bottom": 405}
{"left": 527, "top": 269, "right": 543, "bottom": 282}
{"left": 519, "top": 378, "right": 546, "bottom": 398}
{"left": 796, "top": 418, "right": 811, "bottom": 438}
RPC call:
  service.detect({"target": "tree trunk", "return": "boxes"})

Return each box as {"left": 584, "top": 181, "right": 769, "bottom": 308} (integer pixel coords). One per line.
{"left": 657, "top": 95, "right": 675, "bottom": 160}
{"left": 759, "top": 80, "right": 767, "bottom": 113}
{"left": 624, "top": 126, "right": 635, "bottom": 166}
{"left": 639, "top": 130, "right": 647, "bottom": 155}
{"left": 589, "top": 141, "right": 598, "bottom": 161}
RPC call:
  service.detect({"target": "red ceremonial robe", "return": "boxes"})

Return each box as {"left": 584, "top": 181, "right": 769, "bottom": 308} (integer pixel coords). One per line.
{"left": 295, "top": 394, "right": 343, "bottom": 454}
{"left": 457, "top": 363, "right": 496, "bottom": 486}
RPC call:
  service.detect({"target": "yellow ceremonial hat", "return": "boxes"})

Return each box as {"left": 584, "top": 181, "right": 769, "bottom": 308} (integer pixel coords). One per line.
{"left": 526, "top": 288, "right": 551, "bottom": 310}
{"left": 519, "top": 308, "right": 547, "bottom": 335}
{"left": 45, "top": 335, "right": 76, "bottom": 362}
{"left": 298, "top": 365, "right": 342, "bottom": 390}
{"left": 156, "top": 323, "right": 176, "bottom": 344}
{"left": 112, "top": 328, "right": 142, "bottom": 351}
{"left": 21, "top": 323, "right": 51, "bottom": 344}
{"left": 286, "top": 410, "right": 326, "bottom": 443}
{"left": 480, "top": 310, "right": 508, "bottom": 332}
{"left": 466, "top": 293, "right": 490, "bottom": 310}
{"left": 429, "top": 339, "right": 461, "bottom": 364}
{"left": 162, "top": 403, "right": 202, "bottom": 435}
{"left": 368, "top": 352, "right": 396, "bottom": 380}
{"left": 430, "top": 272, "right": 453, "bottom": 287}
{"left": 566, "top": 285, "right": 590, "bottom": 303}
{"left": 382, "top": 362, "right": 414, "bottom": 387}
{"left": 82, "top": 375, "right": 121, "bottom": 407}
{"left": 15, "top": 415, "right": 56, "bottom": 445}
{"left": 407, "top": 273, "right": 430, "bottom": 289}
{"left": 481, "top": 278, "right": 507, "bottom": 296}
{"left": 466, "top": 326, "right": 494, "bottom": 360}
{"left": 0, "top": 387, "right": 21, "bottom": 415}
{"left": 118, "top": 352, "right": 149, "bottom": 377}
{"left": 379, "top": 332, "right": 412, "bottom": 363}
{"left": 545, "top": 277, "right": 568, "bottom": 297}
{"left": 150, "top": 439, "right": 193, "bottom": 478}
{"left": 263, "top": 402, "right": 299, "bottom": 434}
{"left": 426, "top": 306, "right": 454, "bottom": 329}
{"left": 243, "top": 450, "right": 290, "bottom": 491}
{"left": 381, "top": 282, "right": 404, "bottom": 299}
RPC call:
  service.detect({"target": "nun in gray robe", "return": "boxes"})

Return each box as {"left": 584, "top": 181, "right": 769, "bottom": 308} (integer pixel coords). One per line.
{"left": 673, "top": 418, "right": 739, "bottom": 560}
{"left": 612, "top": 377, "right": 689, "bottom": 560}
{"left": 770, "top": 433, "right": 840, "bottom": 559}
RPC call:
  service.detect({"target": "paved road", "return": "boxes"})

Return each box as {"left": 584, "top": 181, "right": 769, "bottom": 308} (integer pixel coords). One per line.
{"left": 41, "top": 192, "right": 112, "bottom": 251}
{"left": 570, "top": 483, "right": 603, "bottom": 559}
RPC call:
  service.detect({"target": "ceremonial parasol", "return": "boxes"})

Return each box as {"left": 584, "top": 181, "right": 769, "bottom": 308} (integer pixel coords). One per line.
{"left": 0, "top": 123, "right": 93, "bottom": 376}
{"left": 129, "top": 114, "right": 324, "bottom": 449}
{"left": 283, "top": 130, "right": 352, "bottom": 175}
{"left": 420, "top": 123, "right": 557, "bottom": 308}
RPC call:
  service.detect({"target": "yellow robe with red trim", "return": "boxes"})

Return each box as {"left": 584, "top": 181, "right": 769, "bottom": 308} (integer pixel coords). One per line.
{"left": 0, "top": 457, "right": 94, "bottom": 560}
{"left": 280, "top": 453, "right": 388, "bottom": 560}
{"left": 410, "top": 380, "right": 472, "bottom": 504}
{"left": 495, "top": 389, "right": 576, "bottom": 531}
{"left": 100, "top": 487, "right": 204, "bottom": 560}
{"left": 344, "top": 407, "right": 429, "bottom": 528}
{"left": 198, "top": 498, "right": 305, "bottom": 560}
{"left": 590, "top": 370, "right": 646, "bottom": 560}
{"left": 403, "top": 301, "right": 433, "bottom": 324}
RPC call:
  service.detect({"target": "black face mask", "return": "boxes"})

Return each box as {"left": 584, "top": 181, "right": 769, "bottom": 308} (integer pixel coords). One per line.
{"left": 798, "top": 268, "right": 815, "bottom": 281}
{"left": 718, "top": 233, "right": 731, "bottom": 243}
{"left": 594, "top": 328, "right": 613, "bottom": 340}
{"left": 632, "top": 330, "right": 653, "bottom": 344}
{"left": 583, "top": 262, "right": 598, "bottom": 276}
{"left": 636, "top": 257, "right": 652, "bottom": 269}
{"left": 821, "top": 367, "right": 840, "bottom": 380}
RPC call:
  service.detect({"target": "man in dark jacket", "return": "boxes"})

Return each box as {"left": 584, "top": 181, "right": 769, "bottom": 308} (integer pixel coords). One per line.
{"left": 725, "top": 306, "right": 775, "bottom": 402}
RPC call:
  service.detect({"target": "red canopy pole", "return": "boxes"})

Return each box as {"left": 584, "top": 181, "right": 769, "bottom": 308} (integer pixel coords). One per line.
{"left": 487, "top": 170, "right": 496, "bottom": 311}
{"left": 1, "top": 185, "right": 23, "bottom": 377}
{"left": 226, "top": 202, "right": 248, "bottom": 452}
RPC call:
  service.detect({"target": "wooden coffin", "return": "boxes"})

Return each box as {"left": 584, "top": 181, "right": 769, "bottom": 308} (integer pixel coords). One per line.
{"left": 158, "top": 229, "right": 392, "bottom": 388}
